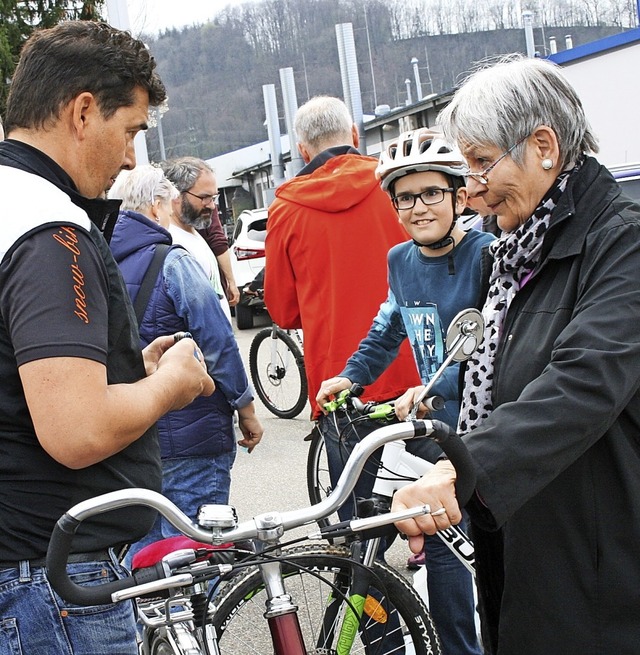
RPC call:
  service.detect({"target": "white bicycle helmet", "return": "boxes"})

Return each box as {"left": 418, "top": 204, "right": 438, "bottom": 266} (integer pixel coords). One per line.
{"left": 376, "top": 128, "right": 468, "bottom": 191}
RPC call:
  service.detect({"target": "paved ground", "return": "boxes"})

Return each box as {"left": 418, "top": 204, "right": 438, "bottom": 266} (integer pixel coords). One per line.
{"left": 229, "top": 314, "right": 415, "bottom": 578}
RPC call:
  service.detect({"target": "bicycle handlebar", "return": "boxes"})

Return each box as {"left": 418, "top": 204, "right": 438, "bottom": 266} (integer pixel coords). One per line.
{"left": 46, "top": 419, "right": 475, "bottom": 606}
{"left": 323, "top": 384, "right": 444, "bottom": 420}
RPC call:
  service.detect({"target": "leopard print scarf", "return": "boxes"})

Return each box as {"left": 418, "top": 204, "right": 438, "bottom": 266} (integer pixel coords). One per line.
{"left": 457, "top": 167, "right": 574, "bottom": 435}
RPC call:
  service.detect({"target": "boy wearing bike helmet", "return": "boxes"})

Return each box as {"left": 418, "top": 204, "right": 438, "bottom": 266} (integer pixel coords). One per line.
{"left": 318, "top": 128, "right": 494, "bottom": 655}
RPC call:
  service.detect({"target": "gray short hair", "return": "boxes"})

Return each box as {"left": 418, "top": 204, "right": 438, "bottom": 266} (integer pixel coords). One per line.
{"left": 161, "top": 157, "right": 214, "bottom": 193}
{"left": 294, "top": 96, "right": 353, "bottom": 151}
{"left": 109, "top": 165, "right": 178, "bottom": 211}
{"left": 438, "top": 55, "right": 598, "bottom": 168}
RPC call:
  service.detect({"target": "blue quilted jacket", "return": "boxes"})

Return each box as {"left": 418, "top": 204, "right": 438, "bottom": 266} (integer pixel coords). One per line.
{"left": 111, "top": 210, "right": 253, "bottom": 458}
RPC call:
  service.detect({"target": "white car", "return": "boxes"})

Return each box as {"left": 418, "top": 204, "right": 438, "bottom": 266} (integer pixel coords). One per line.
{"left": 229, "top": 208, "right": 268, "bottom": 329}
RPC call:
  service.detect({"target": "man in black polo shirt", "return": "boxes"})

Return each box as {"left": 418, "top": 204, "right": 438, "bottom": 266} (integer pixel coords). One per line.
{"left": 0, "top": 21, "right": 214, "bottom": 653}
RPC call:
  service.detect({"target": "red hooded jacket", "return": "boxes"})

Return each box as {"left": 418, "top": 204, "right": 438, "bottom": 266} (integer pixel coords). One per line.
{"left": 265, "top": 152, "right": 420, "bottom": 418}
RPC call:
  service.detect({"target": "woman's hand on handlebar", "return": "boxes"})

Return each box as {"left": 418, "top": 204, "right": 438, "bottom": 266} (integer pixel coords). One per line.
{"left": 394, "top": 386, "right": 429, "bottom": 420}
{"left": 316, "top": 376, "right": 353, "bottom": 413}
{"left": 391, "top": 460, "right": 461, "bottom": 553}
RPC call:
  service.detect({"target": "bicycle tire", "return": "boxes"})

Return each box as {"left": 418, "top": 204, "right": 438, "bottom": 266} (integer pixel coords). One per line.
{"left": 211, "top": 544, "right": 440, "bottom": 655}
{"left": 306, "top": 427, "right": 331, "bottom": 506}
{"left": 249, "top": 327, "right": 308, "bottom": 419}
{"left": 306, "top": 427, "right": 338, "bottom": 529}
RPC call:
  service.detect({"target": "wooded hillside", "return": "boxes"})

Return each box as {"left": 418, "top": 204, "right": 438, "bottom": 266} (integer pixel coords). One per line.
{"left": 139, "top": 0, "right": 632, "bottom": 161}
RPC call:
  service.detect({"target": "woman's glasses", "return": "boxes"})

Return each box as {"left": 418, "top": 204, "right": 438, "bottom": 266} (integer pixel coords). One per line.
{"left": 466, "top": 134, "right": 529, "bottom": 185}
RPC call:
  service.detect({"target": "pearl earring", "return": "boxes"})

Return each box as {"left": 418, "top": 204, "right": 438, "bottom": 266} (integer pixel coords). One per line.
{"left": 542, "top": 158, "right": 553, "bottom": 170}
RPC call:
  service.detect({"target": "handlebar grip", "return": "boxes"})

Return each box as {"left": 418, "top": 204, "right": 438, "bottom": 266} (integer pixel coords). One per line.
{"left": 46, "top": 515, "right": 165, "bottom": 606}
{"left": 424, "top": 395, "right": 445, "bottom": 412}
{"left": 428, "top": 420, "right": 476, "bottom": 506}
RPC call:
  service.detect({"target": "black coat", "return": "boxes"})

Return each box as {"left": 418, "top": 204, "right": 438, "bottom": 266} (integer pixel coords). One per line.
{"left": 465, "top": 157, "right": 640, "bottom": 654}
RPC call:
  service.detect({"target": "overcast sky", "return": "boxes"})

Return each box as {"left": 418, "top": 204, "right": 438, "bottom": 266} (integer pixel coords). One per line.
{"left": 115, "top": 0, "right": 259, "bottom": 35}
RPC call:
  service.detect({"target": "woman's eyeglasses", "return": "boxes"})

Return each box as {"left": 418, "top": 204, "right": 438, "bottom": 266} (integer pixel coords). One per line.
{"left": 466, "top": 134, "right": 529, "bottom": 185}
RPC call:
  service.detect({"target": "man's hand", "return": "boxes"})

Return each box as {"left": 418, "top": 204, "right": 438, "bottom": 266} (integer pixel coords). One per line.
{"left": 237, "top": 403, "right": 264, "bottom": 453}
{"left": 154, "top": 337, "right": 215, "bottom": 410}
{"left": 242, "top": 285, "right": 261, "bottom": 298}
{"left": 315, "top": 376, "right": 353, "bottom": 412}
{"left": 226, "top": 280, "right": 240, "bottom": 307}
{"left": 392, "top": 460, "right": 461, "bottom": 553}
{"left": 142, "top": 335, "right": 176, "bottom": 376}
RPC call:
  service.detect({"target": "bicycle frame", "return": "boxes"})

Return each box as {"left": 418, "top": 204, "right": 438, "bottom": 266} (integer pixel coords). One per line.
{"left": 322, "top": 307, "right": 484, "bottom": 578}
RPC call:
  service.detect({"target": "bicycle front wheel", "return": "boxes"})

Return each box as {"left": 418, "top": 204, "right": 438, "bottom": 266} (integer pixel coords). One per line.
{"left": 306, "top": 427, "right": 339, "bottom": 530}
{"left": 306, "top": 426, "right": 332, "bottom": 507}
{"left": 211, "top": 545, "right": 440, "bottom": 655}
{"left": 249, "top": 327, "right": 308, "bottom": 419}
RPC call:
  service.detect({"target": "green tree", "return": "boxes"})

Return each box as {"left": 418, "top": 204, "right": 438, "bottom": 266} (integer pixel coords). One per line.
{"left": 0, "top": 1, "right": 104, "bottom": 116}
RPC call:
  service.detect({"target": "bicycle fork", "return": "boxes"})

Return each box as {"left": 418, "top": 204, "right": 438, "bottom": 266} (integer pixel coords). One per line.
{"left": 267, "top": 324, "right": 286, "bottom": 382}
{"left": 336, "top": 539, "right": 380, "bottom": 655}
{"left": 321, "top": 537, "right": 404, "bottom": 655}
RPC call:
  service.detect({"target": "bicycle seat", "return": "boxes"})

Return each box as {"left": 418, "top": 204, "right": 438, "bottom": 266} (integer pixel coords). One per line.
{"left": 131, "top": 536, "right": 232, "bottom": 570}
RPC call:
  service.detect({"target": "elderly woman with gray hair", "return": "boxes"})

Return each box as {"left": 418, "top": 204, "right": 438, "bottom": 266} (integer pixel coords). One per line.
{"left": 108, "top": 166, "right": 262, "bottom": 564}
{"left": 392, "top": 55, "right": 640, "bottom": 654}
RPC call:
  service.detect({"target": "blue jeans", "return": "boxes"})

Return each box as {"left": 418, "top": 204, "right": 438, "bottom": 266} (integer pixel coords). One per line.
{"left": 125, "top": 449, "right": 236, "bottom": 568}
{"left": 423, "top": 518, "right": 482, "bottom": 655}
{"left": 318, "top": 414, "right": 481, "bottom": 655}
{"left": 0, "top": 556, "right": 137, "bottom": 654}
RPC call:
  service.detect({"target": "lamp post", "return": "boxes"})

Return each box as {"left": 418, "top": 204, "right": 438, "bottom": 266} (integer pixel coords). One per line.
{"left": 148, "top": 100, "right": 170, "bottom": 161}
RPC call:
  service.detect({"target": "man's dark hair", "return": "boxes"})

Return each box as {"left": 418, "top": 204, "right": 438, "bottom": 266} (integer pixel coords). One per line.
{"left": 5, "top": 21, "right": 166, "bottom": 132}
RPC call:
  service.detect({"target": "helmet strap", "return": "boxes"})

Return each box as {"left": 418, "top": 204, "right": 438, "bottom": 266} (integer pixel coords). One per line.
{"left": 411, "top": 215, "right": 456, "bottom": 250}
{"left": 412, "top": 215, "right": 457, "bottom": 275}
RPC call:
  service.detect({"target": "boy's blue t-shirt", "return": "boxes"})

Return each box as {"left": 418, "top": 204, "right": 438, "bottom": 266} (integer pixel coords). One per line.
{"left": 341, "top": 228, "right": 494, "bottom": 428}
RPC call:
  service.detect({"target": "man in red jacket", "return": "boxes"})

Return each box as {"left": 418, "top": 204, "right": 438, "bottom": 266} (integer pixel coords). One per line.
{"left": 265, "top": 96, "right": 420, "bottom": 518}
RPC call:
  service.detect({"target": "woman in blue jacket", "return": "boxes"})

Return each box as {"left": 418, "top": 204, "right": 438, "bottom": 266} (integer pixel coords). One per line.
{"left": 109, "top": 165, "right": 263, "bottom": 560}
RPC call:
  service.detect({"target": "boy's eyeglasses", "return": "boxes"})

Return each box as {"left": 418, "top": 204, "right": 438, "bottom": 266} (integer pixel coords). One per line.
{"left": 392, "top": 187, "right": 454, "bottom": 211}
